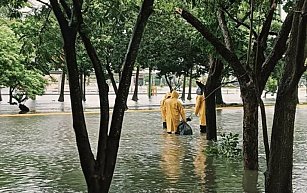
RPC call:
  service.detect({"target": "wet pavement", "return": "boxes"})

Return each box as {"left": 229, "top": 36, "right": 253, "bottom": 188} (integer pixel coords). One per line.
{"left": 1, "top": 86, "right": 307, "bottom": 114}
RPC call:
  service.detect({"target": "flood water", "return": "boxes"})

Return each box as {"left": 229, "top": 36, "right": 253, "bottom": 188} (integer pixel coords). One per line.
{"left": 0, "top": 107, "right": 307, "bottom": 192}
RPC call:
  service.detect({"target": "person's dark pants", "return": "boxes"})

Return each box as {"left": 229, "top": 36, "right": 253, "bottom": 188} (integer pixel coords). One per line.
{"left": 200, "top": 125, "right": 206, "bottom": 133}
{"left": 163, "top": 122, "right": 167, "bottom": 129}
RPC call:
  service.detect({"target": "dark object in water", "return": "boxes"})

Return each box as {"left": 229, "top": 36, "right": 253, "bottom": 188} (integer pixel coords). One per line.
{"left": 176, "top": 121, "right": 193, "bottom": 135}
{"left": 162, "top": 122, "right": 167, "bottom": 129}
{"left": 19, "top": 104, "right": 29, "bottom": 114}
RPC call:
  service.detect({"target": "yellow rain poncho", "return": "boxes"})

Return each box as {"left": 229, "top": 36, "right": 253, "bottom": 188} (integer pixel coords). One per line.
{"left": 165, "top": 90, "right": 186, "bottom": 133}
{"left": 160, "top": 92, "right": 171, "bottom": 122}
{"left": 194, "top": 94, "right": 206, "bottom": 126}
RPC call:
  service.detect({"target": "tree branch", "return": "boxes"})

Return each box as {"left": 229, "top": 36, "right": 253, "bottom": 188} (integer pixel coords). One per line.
{"left": 259, "top": 3, "right": 277, "bottom": 46}
{"left": 260, "top": 12, "right": 294, "bottom": 90}
{"left": 59, "top": 0, "right": 71, "bottom": 18}
{"left": 217, "top": 8, "right": 233, "bottom": 50}
{"left": 222, "top": 7, "right": 258, "bottom": 38}
{"left": 175, "top": 8, "right": 248, "bottom": 82}
{"left": 35, "top": 0, "right": 51, "bottom": 8}
{"left": 49, "top": 0, "right": 69, "bottom": 31}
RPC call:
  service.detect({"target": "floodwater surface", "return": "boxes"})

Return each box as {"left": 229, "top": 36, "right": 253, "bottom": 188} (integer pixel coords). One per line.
{"left": 0, "top": 107, "right": 307, "bottom": 192}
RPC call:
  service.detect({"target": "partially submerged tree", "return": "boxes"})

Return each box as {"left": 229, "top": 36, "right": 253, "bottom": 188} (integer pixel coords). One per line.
{"left": 49, "top": 0, "right": 154, "bottom": 192}
{"left": 176, "top": 0, "right": 293, "bottom": 170}
{"left": 266, "top": 0, "right": 307, "bottom": 191}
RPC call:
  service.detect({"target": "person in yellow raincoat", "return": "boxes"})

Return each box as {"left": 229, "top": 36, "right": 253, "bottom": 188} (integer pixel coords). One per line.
{"left": 164, "top": 90, "right": 186, "bottom": 134}
{"left": 160, "top": 92, "right": 171, "bottom": 129}
{"left": 194, "top": 87, "right": 206, "bottom": 133}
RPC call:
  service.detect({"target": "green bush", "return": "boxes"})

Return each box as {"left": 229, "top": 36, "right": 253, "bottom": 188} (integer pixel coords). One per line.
{"left": 206, "top": 132, "right": 242, "bottom": 159}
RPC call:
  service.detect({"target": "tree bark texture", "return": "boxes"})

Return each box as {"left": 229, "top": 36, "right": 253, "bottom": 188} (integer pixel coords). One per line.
{"left": 205, "top": 59, "right": 223, "bottom": 141}
{"left": 266, "top": 0, "right": 307, "bottom": 191}
{"left": 241, "top": 85, "right": 259, "bottom": 170}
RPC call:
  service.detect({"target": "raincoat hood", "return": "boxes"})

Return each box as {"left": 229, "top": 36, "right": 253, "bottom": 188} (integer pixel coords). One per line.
{"left": 196, "top": 87, "right": 203, "bottom": 95}
{"left": 165, "top": 92, "right": 171, "bottom": 99}
{"left": 171, "top": 90, "right": 179, "bottom": 99}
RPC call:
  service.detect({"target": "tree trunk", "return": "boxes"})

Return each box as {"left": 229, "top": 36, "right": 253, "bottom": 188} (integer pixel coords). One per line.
{"left": 266, "top": 1, "right": 307, "bottom": 191}
{"left": 0, "top": 88, "right": 2, "bottom": 102}
{"left": 106, "top": 1, "right": 154, "bottom": 191}
{"left": 52, "top": 0, "right": 153, "bottom": 192}
{"left": 132, "top": 65, "right": 140, "bottom": 101}
{"left": 83, "top": 74, "right": 86, "bottom": 101}
{"left": 205, "top": 59, "right": 223, "bottom": 141}
{"left": 181, "top": 73, "right": 186, "bottom": 101}
{"left": 241, "top": 86, "right": 259, "bottom": 170}
{"left": 148, "top": 67, "right": 152, "bottom": 98}
{"left": 58, "top": 71, "right": 65, "bottom": 102}
{"left": 266, "top": 87, "right": 297, "bottom": 192}
{"left": 187, "top": 68, "right": 193, "bottom": 100}
{"left": 9, "top": 87, "right": 13, "bottom": 104}
{"left": 106, "top": 61, "right": 118, "bottom": 94}
{"left": 80, "top": 72, "right": 86, "bottom": 102}
{"left": 50, "top": 1, "right": 98, "bottom": 192}
{"left": 165, "top": 74, "right": 172, "bottom": 91}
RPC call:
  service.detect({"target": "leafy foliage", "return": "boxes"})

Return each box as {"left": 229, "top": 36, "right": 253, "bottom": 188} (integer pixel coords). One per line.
{"left": 206, "top": 132, "right": 242, "bottom": 158}
{"left": 0, "top": 18, "right": 46, "bottom": 102}
{"left": 264, "top": 76, "right": 278, "bottom": 96}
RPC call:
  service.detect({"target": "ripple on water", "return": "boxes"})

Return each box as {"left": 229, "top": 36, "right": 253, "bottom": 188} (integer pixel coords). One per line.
{"left": 1, "top": 109, "right": 307, "bottom": 192}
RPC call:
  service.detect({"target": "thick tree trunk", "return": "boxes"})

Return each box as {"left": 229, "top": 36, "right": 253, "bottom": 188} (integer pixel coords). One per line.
{"left": 58, "top": 71, "right": 65, "bottom": 102}
{"left": 181, "top": 73, "right": 186, "bottom": 101}
{"left": 266, "top": 87, "right": 297, "bottom": 192}
{"left": 205, "top": 59, "right": 223, "bottom": 141}
{"left": 187, "top": 68, "right": 193, "bottom": 100}
{"left": 241, "top": 87, "right": 259, "bottom": 170}
{"left": 132, "top": 65, "right": 140, "bottom": 101}
{"left": 266, "top": 1, "right": 307, "bottom": 191}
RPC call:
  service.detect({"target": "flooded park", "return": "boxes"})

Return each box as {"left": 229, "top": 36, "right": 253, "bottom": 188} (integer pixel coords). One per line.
{"left": 1, "top": 87, "right": 307, "bottom": 193}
